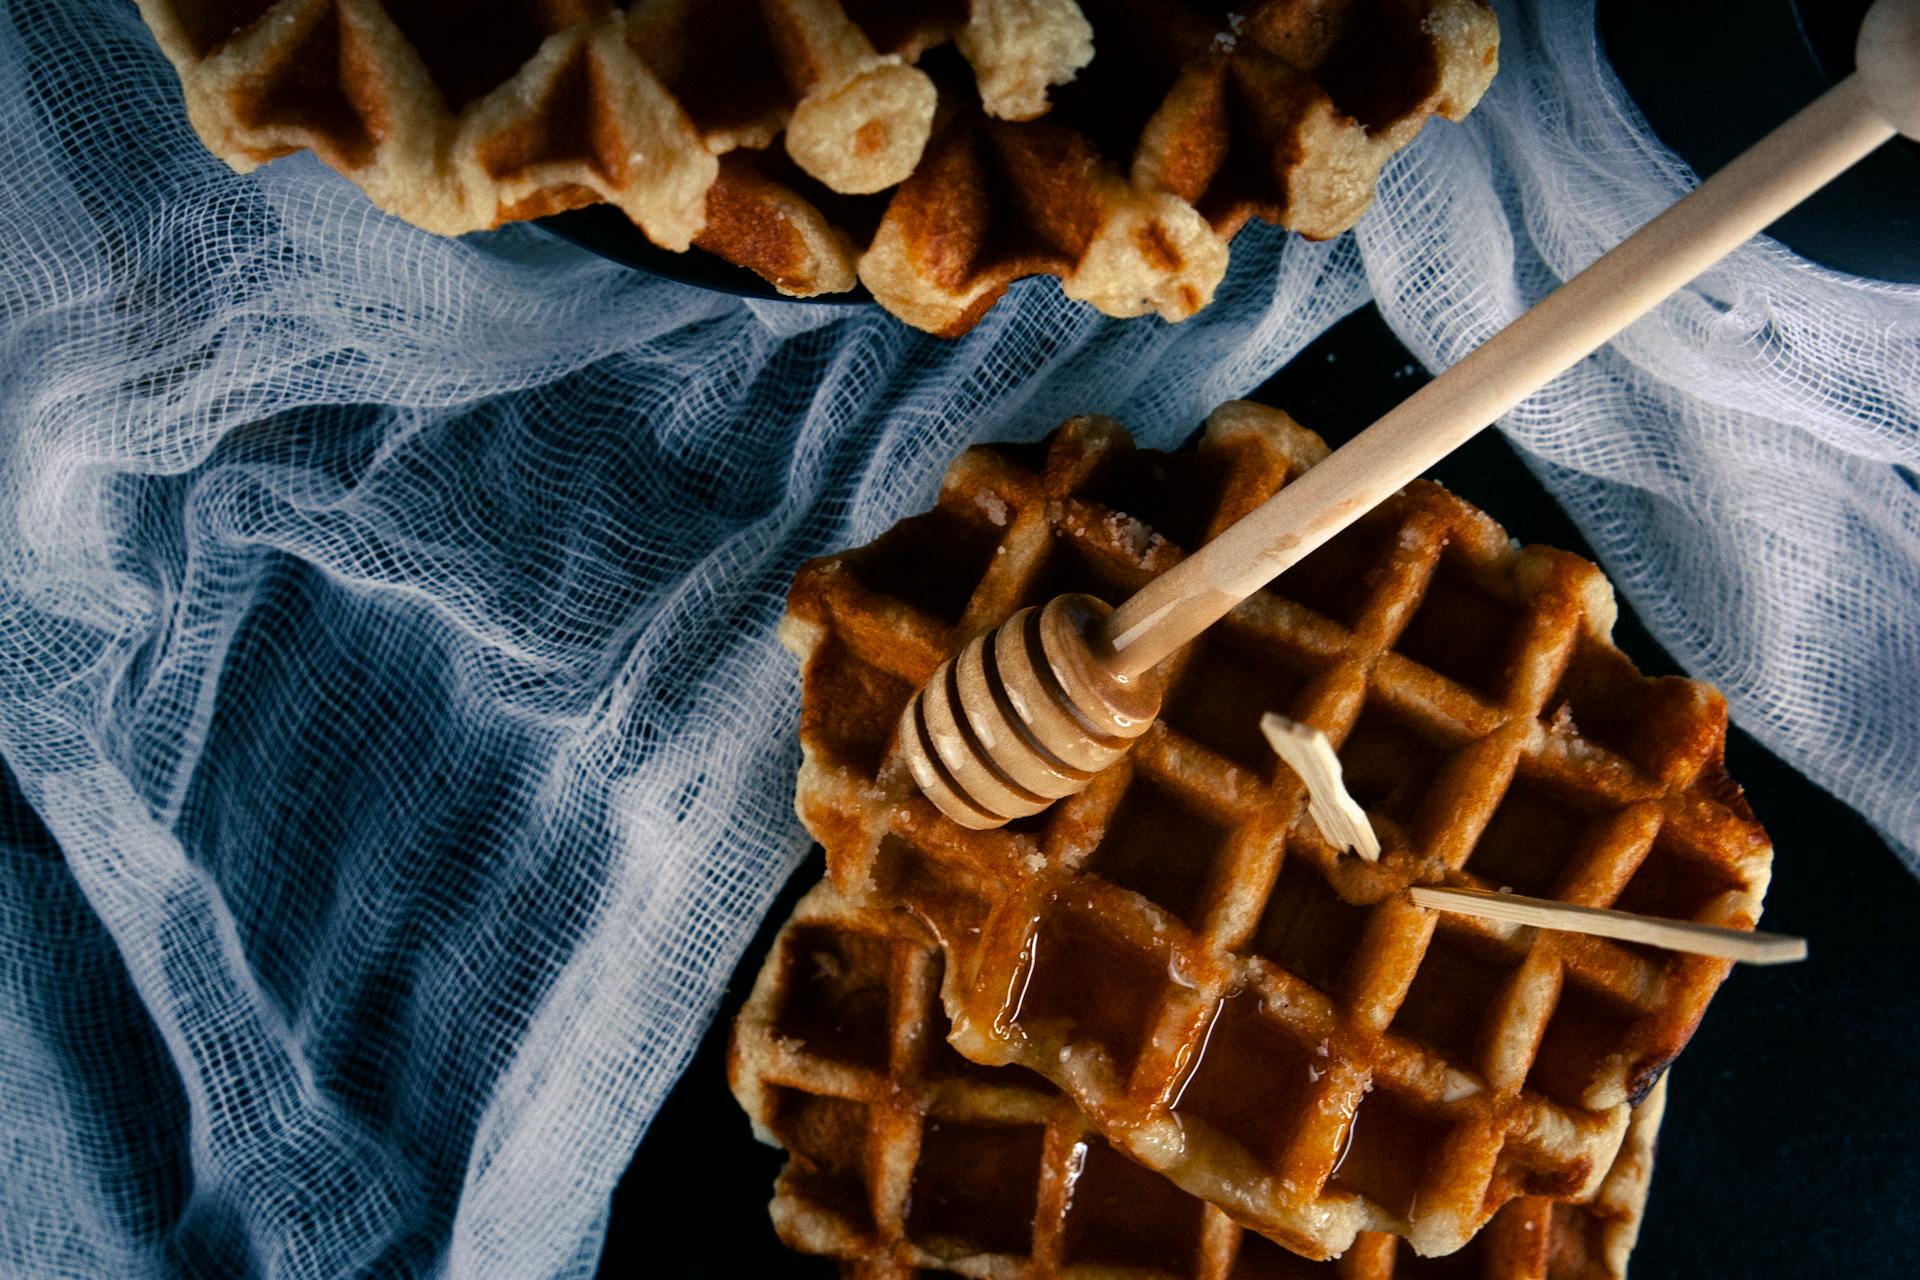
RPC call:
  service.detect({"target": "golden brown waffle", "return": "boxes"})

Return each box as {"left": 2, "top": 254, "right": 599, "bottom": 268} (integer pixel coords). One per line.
{"left": 779, "top": 402, "right": 1768, "bottom": 1257}
{"left": 139, "top": 0, "right": 718, "bottom": 245}
{"left": 137, "top": 1, "right": 1494, "bottom": 335}
{"left": 855, "top": 0, "right": 1499, "bottom": 333}
{"left": 133, "top": 0, "right": 1052, "bottom": 238}
{"left": 732, "top": 879, "right": 1668, "bottom": 1279}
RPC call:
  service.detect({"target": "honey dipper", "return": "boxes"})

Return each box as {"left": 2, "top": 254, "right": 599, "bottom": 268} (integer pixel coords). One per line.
{"left": 902, "top": 0, "right": 1920, "bottom": 830}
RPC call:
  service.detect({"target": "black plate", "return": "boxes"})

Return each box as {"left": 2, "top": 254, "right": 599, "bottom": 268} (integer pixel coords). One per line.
{"left": 597, "top": 307, "right": 1920, "bottom": 1277}
{"left": 539, "top": 204, "right": 875, "bottom": 304}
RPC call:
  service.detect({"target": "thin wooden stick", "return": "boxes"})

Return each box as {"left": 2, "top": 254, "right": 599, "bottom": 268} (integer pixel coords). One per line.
{"left": 1260, "top": 712, "right": 1380, "bottom": 862}
{"left": 1410, "top": 885, "right": 1807, "bottom": 966}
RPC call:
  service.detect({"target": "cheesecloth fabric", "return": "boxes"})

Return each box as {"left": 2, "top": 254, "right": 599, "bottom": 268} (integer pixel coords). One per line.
{"left": 1, "top": 1, "right": 1913, "bottom": 1277}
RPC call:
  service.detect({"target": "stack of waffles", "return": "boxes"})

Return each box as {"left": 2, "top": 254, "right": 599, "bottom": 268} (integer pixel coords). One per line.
{"left": 136, "top": 0, "right": 1499, "bottom": 334}
{"left": 736, "top": 401, "right": 1772, "bottom": 1271}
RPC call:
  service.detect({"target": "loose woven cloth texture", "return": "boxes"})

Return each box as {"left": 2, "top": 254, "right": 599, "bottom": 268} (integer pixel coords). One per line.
{"left": 0, "top": 2, "right": 1913, "bottom": 1279}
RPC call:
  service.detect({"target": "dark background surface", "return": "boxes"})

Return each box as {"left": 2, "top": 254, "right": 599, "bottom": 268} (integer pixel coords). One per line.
{"left": 1597, "top": 0, "right": 1920, "bottom": 283}
{"left": 595, "top": 308, "right": 1920, "bottom": 1277}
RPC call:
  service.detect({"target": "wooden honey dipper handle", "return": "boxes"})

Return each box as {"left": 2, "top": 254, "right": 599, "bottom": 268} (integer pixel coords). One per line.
{"left": 902, "top": 0, "right": 1917, "bottom": 830}
{"left": 1099, "top": 0, "right": 1919, "bottom": 679}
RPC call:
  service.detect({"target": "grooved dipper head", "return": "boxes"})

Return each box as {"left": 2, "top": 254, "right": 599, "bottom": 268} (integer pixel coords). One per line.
{"left": 898, "top": 593, "right": 1166, "bottom": 829}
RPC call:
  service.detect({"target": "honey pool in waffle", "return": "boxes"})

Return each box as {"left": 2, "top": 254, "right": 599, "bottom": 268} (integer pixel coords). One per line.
{"left": 137, "top": 0, "right": 1497, "bottom": 335}
{"left": 779, "top": 402, "right": 1769, "bottom": 1258}
{"left": 731, "top": 880, "right": 1667, "bottom": 1279}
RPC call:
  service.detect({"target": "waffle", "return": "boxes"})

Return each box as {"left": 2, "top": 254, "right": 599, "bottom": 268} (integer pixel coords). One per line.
{"left": 779, "top": 402, "right": 1769, "bottom": 1257}
{"left": 134, "top": 0, "right": 1065, "bottom": 238}
{"left": 856, "top": 0, "right": 1499, "bottom": 333}
{"left": 137, "top": 0, "right": 1495, "bottom": 335}
{"left": 731, "top": 879, "right": 1669, "bottom": 1279}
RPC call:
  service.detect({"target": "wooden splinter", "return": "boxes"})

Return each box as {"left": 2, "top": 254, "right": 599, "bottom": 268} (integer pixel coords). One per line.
{"left": 1260, "top": 713, "right": 1381, "bottom": 863}
{"left": 1412, "top": 886, "right": 1808, "bottom": 967}
{"left": 899, "top": 0, "right": 1920, "bottom": 831}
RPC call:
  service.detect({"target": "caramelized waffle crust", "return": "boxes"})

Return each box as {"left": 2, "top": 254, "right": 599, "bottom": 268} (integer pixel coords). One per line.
{"left": 134, "top": 0, "right": 974, "bottom": 245}
{"left": 856, "top": 0, "right": 1498, "bottom": 335}
{"left": 731, "top": 880, "right": 1668, "bottom": 1279}
{"left": 779, "top": 402, "right": 1769, "bottom": 1257}
{"left": 137, "top": 0, "right": 1496, "bottom": 335}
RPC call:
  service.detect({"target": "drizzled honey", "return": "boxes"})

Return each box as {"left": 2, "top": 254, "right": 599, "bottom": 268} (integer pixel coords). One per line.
{"left": 731, "top": 878, "right": 1673, "bottom": 1278}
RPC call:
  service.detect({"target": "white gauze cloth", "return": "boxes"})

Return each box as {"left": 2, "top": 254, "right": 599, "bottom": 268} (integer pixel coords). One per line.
{"left": 0, "top": 2, "right": 1913, "bottom": 1277}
